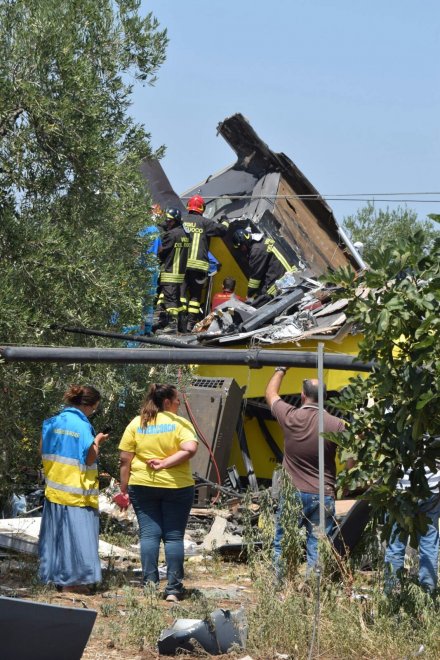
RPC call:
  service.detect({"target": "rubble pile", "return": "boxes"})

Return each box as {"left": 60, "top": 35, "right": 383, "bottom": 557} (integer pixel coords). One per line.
{"left": 191, "top": 271, "right": 358, "bottom": 346}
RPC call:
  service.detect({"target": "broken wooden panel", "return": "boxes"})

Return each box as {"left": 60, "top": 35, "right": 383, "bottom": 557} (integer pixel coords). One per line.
{"left": 274, "top": 177, "right": 351, "bottom": 273}
{"left": 179, "top": 113, "right": 360, "bottom": 276}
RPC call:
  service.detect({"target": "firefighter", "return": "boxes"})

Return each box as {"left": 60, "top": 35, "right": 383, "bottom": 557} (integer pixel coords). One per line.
{"left": 182, "top": 194, "right": 229, "bottom": 331}
{"left": 154, "top": 207, "right": 190, "bottom": 334}
{"left": 232, "top": 228, "right": 296, "bottom": 307}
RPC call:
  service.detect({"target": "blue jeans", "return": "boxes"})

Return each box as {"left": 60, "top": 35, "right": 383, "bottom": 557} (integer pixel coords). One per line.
{"left": 128, "top": 485, "right": 194, "bottom": 595}
{"left": 274, "top": 492, "right": 335, "bottom": 574}
{"left": 384, "top": 494, "right": 440, "bottom": 593}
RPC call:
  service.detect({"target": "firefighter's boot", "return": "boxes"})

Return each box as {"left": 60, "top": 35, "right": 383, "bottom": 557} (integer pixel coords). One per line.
{"left": 186, "top": 313, "right": 199, "bottom": 333}
{"left": 156, "top": 316, "right": 178, "bottom": 335}
{"left": 152, "top": 309, "right": 168, "bottom": 333}
{"left": 178, "top": 311, "right": 188, "bottom": 333}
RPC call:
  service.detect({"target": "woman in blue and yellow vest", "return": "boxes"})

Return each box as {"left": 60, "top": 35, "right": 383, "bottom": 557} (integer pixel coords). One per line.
{"left": 39, "top": 384, "right": 109, "bottom": 593}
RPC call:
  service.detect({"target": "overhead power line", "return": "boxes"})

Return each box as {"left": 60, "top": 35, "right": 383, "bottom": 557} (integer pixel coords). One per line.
{"left": 181, "top": 193, "right": 440, "bottom": 204}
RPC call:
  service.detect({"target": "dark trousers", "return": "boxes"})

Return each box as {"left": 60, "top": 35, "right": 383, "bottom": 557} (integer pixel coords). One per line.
{"left": 384, "top": 494, "right": 440, "bottom": 593}
{"left": 184, "top": 269, "right": 208, "bottom": 326}
{"left": 160, "top": 282, "right": 181, "bottom": 316}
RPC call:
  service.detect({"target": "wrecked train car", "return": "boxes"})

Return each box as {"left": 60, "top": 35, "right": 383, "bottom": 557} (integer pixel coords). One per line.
{"left": 141, "top": 113, "right": 366, "bottom": 487}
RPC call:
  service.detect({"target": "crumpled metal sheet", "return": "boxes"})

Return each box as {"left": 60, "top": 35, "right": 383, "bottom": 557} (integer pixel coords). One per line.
{"left": 158, "top": 607, "right": 247, "bottom": 656}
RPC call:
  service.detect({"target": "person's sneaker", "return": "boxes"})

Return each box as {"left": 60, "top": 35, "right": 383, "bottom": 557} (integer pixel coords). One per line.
{"left": 165, "top": 593, "right": 179, "bottom": 603}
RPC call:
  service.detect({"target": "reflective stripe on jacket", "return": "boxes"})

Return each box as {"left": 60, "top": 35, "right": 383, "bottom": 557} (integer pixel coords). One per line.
{"left": 248, "top": 238, "right": 295, "bottom": 297}
{"left": 182, "top": 213, "right": 228, "bottom": 272}
{"left": 159, "top": 225, "right": 190, "bottom": 284}
{"left": 42, "top": 408, "right": 99, "bottom": 508}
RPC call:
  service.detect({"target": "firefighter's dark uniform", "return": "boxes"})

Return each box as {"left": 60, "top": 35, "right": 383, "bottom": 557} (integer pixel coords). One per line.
{"left": 157, "top": 225, "right": 190, "bottom": 330}
{"left": 247, "top": 238, "right": 295, "bottom": 305}
{"left": 182, "top": 212, "right": 229, "bottom": 328}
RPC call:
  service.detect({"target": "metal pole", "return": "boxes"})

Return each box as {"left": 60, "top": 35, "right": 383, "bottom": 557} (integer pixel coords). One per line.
{"left": 317, "top": 342, "right": 325, "bottom": 535}
{"left": 337, "top": 225, "right": 368, "bottom": 271}
{"left": 0, "top": 345, "right": 375, "bottom": 371}
{"left": 57, "top": 325, "right": 196, "bottom": 349}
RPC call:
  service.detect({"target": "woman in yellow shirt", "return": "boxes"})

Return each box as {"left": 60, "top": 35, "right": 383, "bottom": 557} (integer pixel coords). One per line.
{"left": 118, "top": 383, "right": 198, "bottom": 601}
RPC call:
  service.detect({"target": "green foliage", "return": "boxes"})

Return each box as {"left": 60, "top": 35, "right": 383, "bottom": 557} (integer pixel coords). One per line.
{"left": 343, "top": 203, "right": 440, "bottom": 262}
{"left": 246, "top": 552, "right": 440, "bottom": 659}
{"left": 326, "top": 229, "right": 440, "bottom": 545}
{"left": 124, "top": 584, "right": 167, "bottom": 650}
{"left": 0, "top": 0, "right": 169, "bottom": 504}
{"left": 278, "top": 469, "right": 305, "bottom": 579}
{"left": 241, "top": 487, "right": 274, "bottom": 575}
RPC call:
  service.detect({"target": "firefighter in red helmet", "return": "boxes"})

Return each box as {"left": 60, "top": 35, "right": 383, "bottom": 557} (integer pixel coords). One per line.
{"left": 186, "top": 194, "right": 206, "bottom": 214}
{"left": 182, "top": 195, "right": 229, "bottom": 331}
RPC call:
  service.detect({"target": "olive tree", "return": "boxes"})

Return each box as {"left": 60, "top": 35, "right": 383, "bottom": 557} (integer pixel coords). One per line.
{"left": 0, "top": 0, "right": 170, "bottom": 505}
{"left": 343, "top": 203, "right": 440, "bottom": 263}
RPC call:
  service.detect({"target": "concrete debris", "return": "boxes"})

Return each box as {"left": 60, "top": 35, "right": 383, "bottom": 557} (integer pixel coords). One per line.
{"left": 196, "top": 586, "right": 251, "bottom": 600}
{"left": 201, "top": 515, "right": 243, "bottom": 551}
{"left": 158, "top": 607, "right": 247, "bottom": 655}
{"left": 132, "top": 563, "right": 167, "bottom": 579}
{"left": 0, "top": 517, "right": 138, "bottom": 560}
{"left": 0, "top": 517, "right": 42, "bottom": 556}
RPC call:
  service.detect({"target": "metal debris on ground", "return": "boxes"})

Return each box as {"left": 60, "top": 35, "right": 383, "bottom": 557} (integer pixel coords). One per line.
{"left": 158, "top": 607, "right": 247, "bottom": 656}
{"left": 193, "top": 273, "right": 358, "bottom": 346}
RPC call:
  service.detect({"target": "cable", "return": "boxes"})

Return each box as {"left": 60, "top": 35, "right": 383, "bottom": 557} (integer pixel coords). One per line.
{"left": 182, "top": 191, "right": 440, "bottom": 197}
{"left": 177, "top": 370, "right": 223, "bottom": 505}
{"left": 180, "top": 193, "right": 440, "bottom": 204}
{"left": 182, "top": 392, "right": 223, "bottom": 505}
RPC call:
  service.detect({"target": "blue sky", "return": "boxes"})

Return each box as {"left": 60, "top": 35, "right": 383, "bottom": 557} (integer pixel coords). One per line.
{"left": 132, "top": 0, "right": 440, "bottom": 224}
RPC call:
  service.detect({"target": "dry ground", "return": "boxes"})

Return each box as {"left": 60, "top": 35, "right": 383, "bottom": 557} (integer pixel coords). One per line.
{"left": 1, "top": 551, "right": 255, "bottom": 659}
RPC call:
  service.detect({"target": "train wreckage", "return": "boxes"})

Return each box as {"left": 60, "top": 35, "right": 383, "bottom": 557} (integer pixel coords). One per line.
{"left": 2, "top": 113, "right": 369, "bottom": 499}
{"left": 138, "top": 112, "right": 367, "bottom": 485}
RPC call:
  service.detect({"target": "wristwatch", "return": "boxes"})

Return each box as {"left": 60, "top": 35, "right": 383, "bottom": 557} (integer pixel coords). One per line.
{"left": 275, "top": 366, "right": 287, "bottom": 373}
